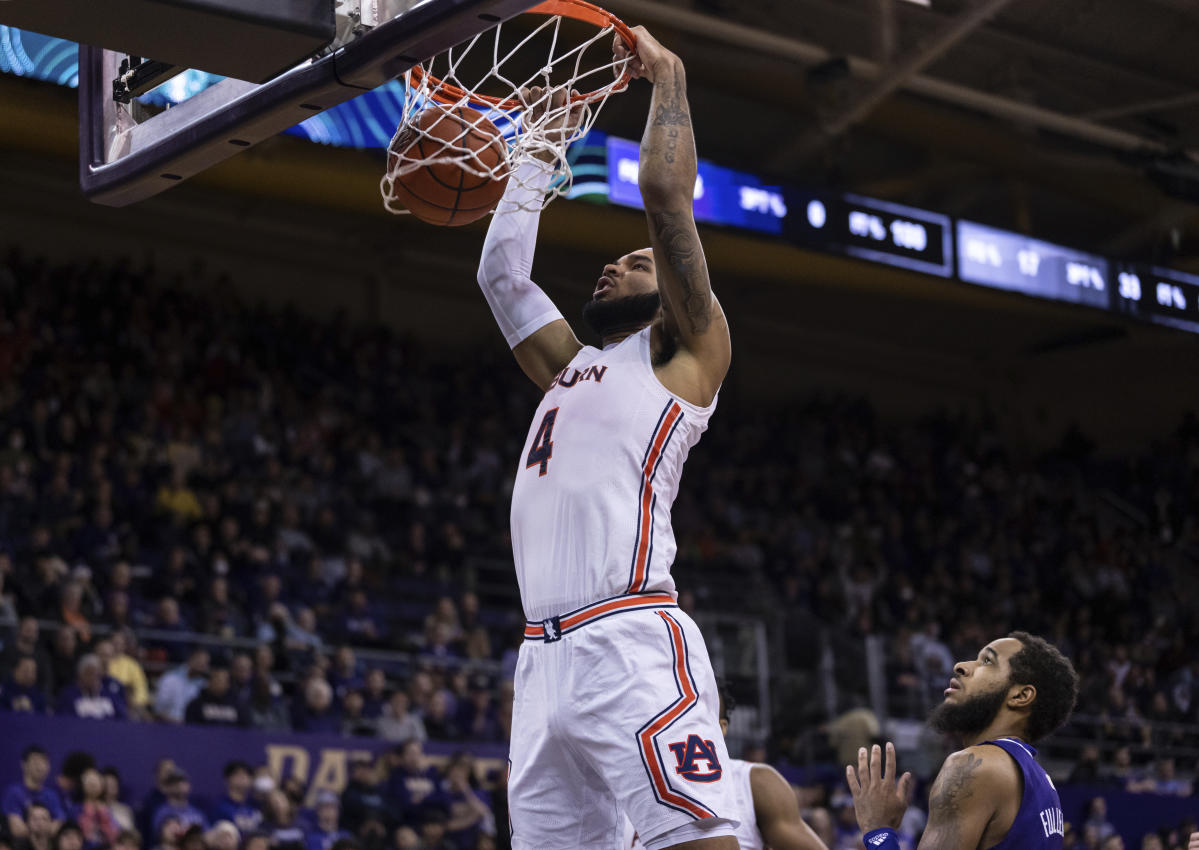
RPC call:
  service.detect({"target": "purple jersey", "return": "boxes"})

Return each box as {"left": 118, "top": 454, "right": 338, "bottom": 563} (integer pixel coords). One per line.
{"left": 983, "top": 737, "right": 1064, "bottom": 849}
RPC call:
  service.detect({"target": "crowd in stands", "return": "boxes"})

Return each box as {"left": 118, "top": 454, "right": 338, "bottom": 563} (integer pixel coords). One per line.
{"left": 0, "top": 252, "right": 1196, "bottom": 847}
{"left": 1, "top": 743, "right": 500, "bottom": 850}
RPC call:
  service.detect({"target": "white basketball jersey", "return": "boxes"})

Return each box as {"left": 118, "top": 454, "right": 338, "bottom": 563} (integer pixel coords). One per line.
{"left": 726, "top": 759, "right": 763, "bottom": 850}
{"left": 510, "top": 326, "right": 716, "bottom": 621}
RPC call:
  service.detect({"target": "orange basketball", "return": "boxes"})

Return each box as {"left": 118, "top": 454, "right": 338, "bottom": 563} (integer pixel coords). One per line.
{"left": 386, "top": 107, "right": 510, "bottom": 226}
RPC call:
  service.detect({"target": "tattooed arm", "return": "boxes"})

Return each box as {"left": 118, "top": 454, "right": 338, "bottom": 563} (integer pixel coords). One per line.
{"left": 617, "top": 27, "right": 730, "bottom": 406}
{"left": 917, "top": 749, "right": 1008, "bottom": 850}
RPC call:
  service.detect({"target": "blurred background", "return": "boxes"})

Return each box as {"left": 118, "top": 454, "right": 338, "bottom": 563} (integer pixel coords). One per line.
{"left": 0, "top": 0, "right": 1197, "bottom": 848}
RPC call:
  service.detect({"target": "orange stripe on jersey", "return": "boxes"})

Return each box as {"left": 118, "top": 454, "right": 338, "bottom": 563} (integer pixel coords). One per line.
{"left": 628, "top": 402, "right": 683, "bottom": 593}
{"left": 635, "top": 611, "right": 715, "bottom": 820}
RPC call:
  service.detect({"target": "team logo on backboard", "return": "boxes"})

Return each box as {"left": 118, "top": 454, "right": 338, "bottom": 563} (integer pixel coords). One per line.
{"left": 667, "top": 735, "right": 722, "bottom": 782}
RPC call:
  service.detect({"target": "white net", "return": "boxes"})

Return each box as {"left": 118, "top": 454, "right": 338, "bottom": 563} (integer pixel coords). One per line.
{"left": 380, "top": 2, "right": 633, "bottom": 216}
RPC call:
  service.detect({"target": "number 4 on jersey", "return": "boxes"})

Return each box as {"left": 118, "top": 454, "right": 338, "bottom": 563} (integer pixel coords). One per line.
{"left": 526, "top": 408, "right": 558, "bottom": 476}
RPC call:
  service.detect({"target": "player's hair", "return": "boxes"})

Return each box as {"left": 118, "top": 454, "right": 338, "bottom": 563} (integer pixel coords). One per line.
{"left": 716, "top": 678, "right": 735, "bottom": 723}
{"left": 1006, "top": 631, "right": 1079, "bottom": 742}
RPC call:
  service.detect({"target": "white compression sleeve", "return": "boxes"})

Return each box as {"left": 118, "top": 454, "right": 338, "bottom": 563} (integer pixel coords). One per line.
{"left": 476, "top": 158, "right": 564, "bottom": 348}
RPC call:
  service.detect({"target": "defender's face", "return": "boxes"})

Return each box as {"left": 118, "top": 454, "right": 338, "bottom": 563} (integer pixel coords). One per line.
{"left": 594, "top": 249, "right": 657, "bottom": 301}
{"left": 943, "top": 637, "right": 1022, "bottom": 704}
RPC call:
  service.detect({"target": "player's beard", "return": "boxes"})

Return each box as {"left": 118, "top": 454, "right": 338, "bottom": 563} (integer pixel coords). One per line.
{"left": 582, "top": 292, "right": 661, "bottom": 339}
{"left": 928, "top": 679, "right": 1010, "bottom": 738}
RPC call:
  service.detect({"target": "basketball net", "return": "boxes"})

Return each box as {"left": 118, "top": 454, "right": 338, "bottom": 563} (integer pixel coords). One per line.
{"left": 380, "top": 0, "right": 635, "bottom": 216}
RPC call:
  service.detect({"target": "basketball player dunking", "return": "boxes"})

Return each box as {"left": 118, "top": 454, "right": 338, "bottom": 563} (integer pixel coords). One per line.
{"left": 475, "top": 25, "right": 739, "bottom": 850}
{"left": 847, "top": 632, "right": 1079, "bottom": 849}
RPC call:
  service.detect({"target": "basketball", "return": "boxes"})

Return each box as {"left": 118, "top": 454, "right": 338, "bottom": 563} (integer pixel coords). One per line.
{"left": 386, "top": 107, "right": 510, "bottom": 226}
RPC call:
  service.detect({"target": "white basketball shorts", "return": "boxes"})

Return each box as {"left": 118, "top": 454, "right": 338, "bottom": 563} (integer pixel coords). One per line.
{"left": 508, "top": 593, "right": 739, "bottom": 850}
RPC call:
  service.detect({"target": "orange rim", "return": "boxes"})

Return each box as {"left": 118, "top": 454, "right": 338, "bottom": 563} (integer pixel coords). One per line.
{"left": 408, "top": 0, "right": 636, "bottom": 110}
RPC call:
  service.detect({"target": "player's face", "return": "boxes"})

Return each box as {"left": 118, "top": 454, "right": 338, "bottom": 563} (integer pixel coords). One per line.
{"left": 943, "top": 637, "right": 1021, "bottom": 704}
{"left": 594, "top": 249, "right": 657, "bottom": 301}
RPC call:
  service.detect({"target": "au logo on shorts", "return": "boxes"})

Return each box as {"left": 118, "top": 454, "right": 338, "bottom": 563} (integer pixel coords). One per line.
{"left": 667, "top": 734, "right": 722, "bottom": 782}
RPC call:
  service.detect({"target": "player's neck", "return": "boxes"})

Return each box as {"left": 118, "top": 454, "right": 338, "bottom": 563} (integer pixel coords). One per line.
{"left": 601, "top": 321, "right": 651, "bottom": 348}
{"left": 962, "top": 719, "right": 1029, "bottom": 749}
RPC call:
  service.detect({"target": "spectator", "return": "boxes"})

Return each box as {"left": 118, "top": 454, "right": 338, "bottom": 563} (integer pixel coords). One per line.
{"left": 377, "top": 693, "right": 426, "bottom": 744}
{"left": 304, "top": 793, "right": 349, "bottom": 850}
{"left": 71, "top": 769, "right": 119, "bottom": 849}
{"left": 137, "top": 761, "right": 177, "bottom": 842}
{"left": 0, "top": 656, "right": 47, "bottom": 714}
{"left": 414, "top": 810, "right": 453, "bottom": 850}
{"left": 101, "top": 632, "right": 150, "bottom": 720}
{"left": 204, "top": 822, "right": 238, "bottom": 850}
{"left": 247, "top": 675, "right": 290, "bottom": 732}
{"left": 147, "top": 599, "right": 191, "bottom": 664}
{"left": 59, "top": 582, "right": 92, "bottom": 645}
{"left": 327, "top": 649, "right": 361, "bottom": 703}
{"left": 0, "top": 618, "right": 51, "bottom": 692}
{"left": 1101, "top": 837, "right": 1125, "bottom": 850}
{"left": 154, "top": 649, "right": 209, "bottom": 723}
{"left": 339, "top": 758, "right": 387, "bottom": 843}
{"left": 51, "top": 822, "right": 84, "bottom": 850}
{"left": 340, "top": 691, "right": 374, "bottom": 738}
{"left": 4, "top": 747, "right": 65, "bottom": 837}
{"left": 420, "top": 692, "right": 459, "bottom": 742}
{"left": 1083, "top": 797, "right": 1116, "bottom": 842}
{"left": 111, "top": 831, "right": 140, "bottom": 850}
{"left": 209, "top": 763, "right": 262, "bottom": 835}
{"left": 11, "top": 803, "right": 55, "bottom": 850}
{"left": 240, "top": 833, "right": 270, "bottom": 850}
{"left": 293, "top": 679, "right": 339, "bottom": 735}
{"left": 439, "top": 758, "right": 492, "bottom": 850}
{"left": 156, "top": 469, "right": 202, "bottom": 526}
{"left": 385, "top": 742, "right": 437, "bottom": 824}
{"left": 150, "top": 773, "right": 207, "bottom": 836}
{"left": 99, "top": 769, "right": 135, "bottom": 832}
{"left": 151, "top": 816, "right": 184, "bottom": 850}
{"left": 47, "top": 627, "right": 80, "bottom": 698}
{"left": 360, "top": 671, "right": 389, "bottom": 720}
{"left": 56, "top": 655, "right": 127, "bottom": 720}
{"left": 184, "top": 667, "right": 245, "bottom": 726}
{"left": 261, "top": 792, "right": 303, "bottom": 850}
{"left": 199, "top": 577, "right": 246, "bottom": 639}
{"left": 455, "top": 678, "right": 498, "bottom": 743}
{"left": 229, "top": 655, "right": 255, "bottom": 707}
{"left": 1128, "top": 759, "right": 1192, "bottom": 796}
{"left": 1069, "top": 745, "right": 1103, "bottom": 784}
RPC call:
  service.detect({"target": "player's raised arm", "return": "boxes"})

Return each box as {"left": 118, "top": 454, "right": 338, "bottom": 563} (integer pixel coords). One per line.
{"left": 476, "top": 87, "right": 583, "bottom": 391}
{"left": 750, "top": 764, "right": 830, "bottom": 850}
{"left": 620, "top": 27, "right": 730, "bottom": 406}
{"left": 847, "top": 743, "right": 1005, "bottom": 850}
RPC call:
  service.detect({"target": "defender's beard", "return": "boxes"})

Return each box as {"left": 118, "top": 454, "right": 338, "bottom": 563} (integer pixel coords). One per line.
{"left": 582, "top": 292, "right": 661, "bottom": 339}
{"left": 928, "top": 680, "right": 1010, "bottom": 738}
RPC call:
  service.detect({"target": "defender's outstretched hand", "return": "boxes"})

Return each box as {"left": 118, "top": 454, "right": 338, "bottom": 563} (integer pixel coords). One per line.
{"left": 612, "top": 25, "right": 678, "bottom": 83}
{"left": 1188, "top": 831, "right": 1198, "bottom": 850}
{"left": 846, "top": 743, "right": 914, "bottom": 834}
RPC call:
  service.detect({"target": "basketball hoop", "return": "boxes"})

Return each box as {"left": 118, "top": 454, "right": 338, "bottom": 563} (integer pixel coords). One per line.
{"left": 380, "top": 0, "right": 636, "bottom": 216}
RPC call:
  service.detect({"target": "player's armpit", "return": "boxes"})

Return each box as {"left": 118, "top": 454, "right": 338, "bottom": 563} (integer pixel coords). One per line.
{"left": 512, "top": 319, "right": 583, "bottom": 391}
{"left": 750, "top": 765, "right": 830, "bottom": 850}
{"left": 917, "top": 749, "right": 1002, "bottom": 850}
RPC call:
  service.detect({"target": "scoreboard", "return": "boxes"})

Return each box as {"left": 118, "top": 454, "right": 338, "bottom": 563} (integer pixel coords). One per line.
{"left": 601, "top": 132, "right": 1199, "bottom": 337}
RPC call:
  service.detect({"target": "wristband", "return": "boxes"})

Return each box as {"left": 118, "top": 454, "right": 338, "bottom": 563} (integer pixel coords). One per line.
{"left": 863, "top": 828, "right": 901, "bottom": 850}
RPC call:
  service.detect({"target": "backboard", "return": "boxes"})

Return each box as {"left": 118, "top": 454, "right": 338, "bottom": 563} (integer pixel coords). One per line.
{"left": 71, "top": 0, "right": 541, "bottom": 206}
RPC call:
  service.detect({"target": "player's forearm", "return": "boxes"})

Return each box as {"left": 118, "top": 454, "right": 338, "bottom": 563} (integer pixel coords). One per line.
{"left": 638, "top": 60, "right": 697, "bottom": 210}
{"left": 477, "top": 159, "right": 564, "bottom": 348}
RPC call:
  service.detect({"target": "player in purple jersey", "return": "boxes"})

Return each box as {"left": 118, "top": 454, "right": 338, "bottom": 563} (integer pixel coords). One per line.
{"left": 845, "top": 632, "right": 1078, "bottom": 850}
